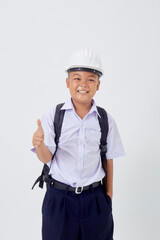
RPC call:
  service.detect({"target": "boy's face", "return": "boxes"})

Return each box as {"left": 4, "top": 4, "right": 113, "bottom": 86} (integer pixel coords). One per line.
{"left": 66, "top": 71, "right": 100, "bottom": 106}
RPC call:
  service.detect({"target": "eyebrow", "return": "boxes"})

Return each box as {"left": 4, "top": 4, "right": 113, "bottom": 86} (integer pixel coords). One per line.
{"left": 87, "top": 74, "right": 97, "bottom": 78}
{"left": 72, "top": 73, "right": 81, "bottom": 77}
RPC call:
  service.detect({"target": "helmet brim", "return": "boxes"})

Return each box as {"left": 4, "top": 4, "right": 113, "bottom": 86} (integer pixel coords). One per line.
{"left": 66, "top": 67, "right": 103, "bottom": 78}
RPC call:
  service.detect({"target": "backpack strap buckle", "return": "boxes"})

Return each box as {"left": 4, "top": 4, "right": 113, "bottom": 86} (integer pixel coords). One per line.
{"left": 100, "top": 144, "right": 107, "bottom": 153}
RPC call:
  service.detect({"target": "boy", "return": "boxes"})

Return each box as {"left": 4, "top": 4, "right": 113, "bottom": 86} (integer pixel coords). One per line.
{"left": 32, "top": 48, "right": 125, "bottom": 240}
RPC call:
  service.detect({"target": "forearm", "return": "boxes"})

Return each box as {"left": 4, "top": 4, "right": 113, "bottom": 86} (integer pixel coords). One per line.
{"left": 102, "top": 159, "right": 113, "bottom": 199}
{"left": 36, "top": 142, "right": 53, "bottom": 164}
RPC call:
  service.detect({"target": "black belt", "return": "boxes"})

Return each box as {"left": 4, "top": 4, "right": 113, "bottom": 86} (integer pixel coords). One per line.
{"left": 49, "top": 179, "right": 102, "bottom": 194}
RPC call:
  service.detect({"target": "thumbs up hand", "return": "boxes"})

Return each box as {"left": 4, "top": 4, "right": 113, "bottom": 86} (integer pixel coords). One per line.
{"left": 37, "top": 119, "right": 43, "bottom": 131}
{"left": 32, "top": 119, "right": 45, "bottom": 148}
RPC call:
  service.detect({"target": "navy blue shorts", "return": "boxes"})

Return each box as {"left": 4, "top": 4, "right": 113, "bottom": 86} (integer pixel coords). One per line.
{"left": 42, "top": 182, "right": 114, "bottom": 240}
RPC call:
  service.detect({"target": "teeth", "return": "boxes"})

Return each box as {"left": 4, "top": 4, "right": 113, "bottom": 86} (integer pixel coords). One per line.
{"left": 78, "top": 90, "right": 88, "bottom": 93}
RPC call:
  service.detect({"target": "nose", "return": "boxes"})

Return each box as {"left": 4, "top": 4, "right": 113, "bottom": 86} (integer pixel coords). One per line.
{"left": 80, "top": 79, "right": 87, "bottom": 87}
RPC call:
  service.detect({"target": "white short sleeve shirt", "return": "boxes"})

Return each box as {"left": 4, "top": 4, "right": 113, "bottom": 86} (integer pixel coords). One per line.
{"left": 31, "top": 98, "right": 125, "bottom": 187}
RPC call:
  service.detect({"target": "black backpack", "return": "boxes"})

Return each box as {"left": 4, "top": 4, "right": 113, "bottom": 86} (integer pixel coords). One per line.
{"left": 32, "top": 103, "right": 109, "bottom": 190}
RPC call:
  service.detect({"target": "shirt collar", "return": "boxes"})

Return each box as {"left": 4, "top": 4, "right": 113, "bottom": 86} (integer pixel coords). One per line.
{"left": 60, "top": 98, "right": 74, "bottom": 110}
{"left": 61, "top": 98, "right": 101, "bottom": 118}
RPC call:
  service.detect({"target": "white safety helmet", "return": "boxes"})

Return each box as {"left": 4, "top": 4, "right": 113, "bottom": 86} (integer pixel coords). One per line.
{"left": 66, "top": 48, "right": 103, "bottom": 78}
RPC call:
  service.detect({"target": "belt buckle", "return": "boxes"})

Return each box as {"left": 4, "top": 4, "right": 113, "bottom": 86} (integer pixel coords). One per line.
{"left": 75, "top": 186, "right": 83, "bottom": 194}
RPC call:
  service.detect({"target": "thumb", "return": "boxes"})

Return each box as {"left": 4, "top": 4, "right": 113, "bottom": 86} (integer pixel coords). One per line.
{"left": 37, "top": 119, "right": 43, "bottom": 130}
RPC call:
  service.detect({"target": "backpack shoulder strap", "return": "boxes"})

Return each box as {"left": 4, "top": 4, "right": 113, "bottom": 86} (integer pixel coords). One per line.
{"left": 54, "top": 103, "right": 65, "bottom": 146}
{"left": 32, "top": 103, "right": 65, "bottom": 189}
{"left": 51, "top": 103, "right": 65, "bottom": 160}
{"left": 96, "top": 106, "right": 109, "bottom": 161}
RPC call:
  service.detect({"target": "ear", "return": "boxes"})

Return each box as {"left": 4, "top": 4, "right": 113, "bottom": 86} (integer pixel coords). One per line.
{"left": 66, "top": 78, "right": 70, "bottom": 88}
{"left": 96, "top": 80, "right": 100, "bottom": 91}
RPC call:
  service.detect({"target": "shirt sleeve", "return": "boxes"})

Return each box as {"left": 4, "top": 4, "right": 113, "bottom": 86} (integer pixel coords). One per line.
{"left": 106, "top": 113, "right": 125, "bottom": 159}
{"left": 31, "top": 106, "right": 56, "bottom": 155}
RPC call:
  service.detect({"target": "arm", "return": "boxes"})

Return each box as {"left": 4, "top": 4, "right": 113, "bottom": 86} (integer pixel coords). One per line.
{"left": 35, "top": 142, "right": 53, "bottom": 164}
{"left": 32, "top": 119, "right": 53, "bottom": 164}
{"left": 102, "top": 159, "right": 113, "bottom": 199}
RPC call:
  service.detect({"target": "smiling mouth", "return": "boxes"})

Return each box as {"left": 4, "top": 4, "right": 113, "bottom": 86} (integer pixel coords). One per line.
{"left": 77, "top": 90, "right": 89, "bottom": 93}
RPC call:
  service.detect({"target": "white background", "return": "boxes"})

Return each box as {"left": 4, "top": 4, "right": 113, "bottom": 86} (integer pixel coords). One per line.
{"left": 0, "top": 0, "right": 160, "bottom": 239}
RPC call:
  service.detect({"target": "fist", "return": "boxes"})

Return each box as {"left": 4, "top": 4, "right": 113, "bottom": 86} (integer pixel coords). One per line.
{"left": 32, "top": 119, "right": 44, "bottom": 148}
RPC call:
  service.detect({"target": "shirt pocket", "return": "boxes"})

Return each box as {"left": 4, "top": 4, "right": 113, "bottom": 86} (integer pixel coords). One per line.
{"left": 85, "top": 128, "right": 101, "bottom": 147}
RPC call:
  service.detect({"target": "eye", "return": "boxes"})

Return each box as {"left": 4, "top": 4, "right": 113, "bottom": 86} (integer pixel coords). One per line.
{"left": 74, "top": 78, "right": 80, "bottom": 81}
{"left": 88, "top": 79, "right": 95, "bottom": 82}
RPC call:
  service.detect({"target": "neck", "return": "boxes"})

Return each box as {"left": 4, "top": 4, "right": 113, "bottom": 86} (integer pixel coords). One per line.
{"left": 71, "top": 99, "right": 93, "bottom": 119}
